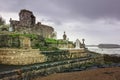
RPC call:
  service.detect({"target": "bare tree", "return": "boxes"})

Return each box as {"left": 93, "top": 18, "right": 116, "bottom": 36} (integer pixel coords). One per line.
{"left": 0, "top": 16, "right": 5, "bottom": 25}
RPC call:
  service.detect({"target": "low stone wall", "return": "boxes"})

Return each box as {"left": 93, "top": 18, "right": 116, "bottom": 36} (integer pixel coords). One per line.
{"left": 0, "top": 48, "right": 46, "bottom": 65}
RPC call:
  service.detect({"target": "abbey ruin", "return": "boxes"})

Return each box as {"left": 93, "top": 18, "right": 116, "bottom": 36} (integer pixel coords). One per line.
{"left": 9, "top": 9, "right": 55, "bottom": 38}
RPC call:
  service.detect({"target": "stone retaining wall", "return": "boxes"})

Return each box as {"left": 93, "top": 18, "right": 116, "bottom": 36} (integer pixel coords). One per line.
{"left": 0, "top": 48, "right": 87, "bottom": 65}
{"left": 42, "top": 49, "right": 87, "bottom": 62}
{"left": 0, "top": 55, "right": 104, "bottom": 80}
{"left": 0, "top": 48, "right": 46, "bottom": 65}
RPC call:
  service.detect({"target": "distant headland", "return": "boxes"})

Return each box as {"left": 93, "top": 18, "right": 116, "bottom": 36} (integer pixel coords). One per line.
{"left": 98, "top": 44, "right": 120, "bottom": 48}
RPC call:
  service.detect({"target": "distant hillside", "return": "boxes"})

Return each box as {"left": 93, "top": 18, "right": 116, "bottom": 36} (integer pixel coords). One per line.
{"left": 98, "top": 44, "right": 120, "bottom": 48}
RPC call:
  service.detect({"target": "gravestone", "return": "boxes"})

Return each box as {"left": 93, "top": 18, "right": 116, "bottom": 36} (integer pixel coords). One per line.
{"left": 75, "top": 39, "right": 81, "bottom": 49}
{"left": 82, "top": 38, "right": 85, "bottom": 48}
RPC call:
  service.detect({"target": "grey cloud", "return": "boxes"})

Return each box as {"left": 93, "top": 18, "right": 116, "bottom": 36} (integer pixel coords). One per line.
{"left": 1, "top": 0, "right": 120, "bottom": 20}
{"left": 0, "top": 0, "right": 120, "bottom": 44}
{"left": 52, "top": 0, "right": 120, "bottom": 20}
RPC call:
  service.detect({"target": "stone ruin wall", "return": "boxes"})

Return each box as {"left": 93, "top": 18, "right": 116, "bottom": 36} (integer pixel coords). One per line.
{"left": 19, "top": 9, "right": 35, "bottom": 27}
{"left": 10, "top": 9, "right": 54, "bottom": 38}
{"left": 33, "top": 23, "right": 54, "bottom": 38}
{"left": 0, "top": 34, "right": 20, "bottom": 48}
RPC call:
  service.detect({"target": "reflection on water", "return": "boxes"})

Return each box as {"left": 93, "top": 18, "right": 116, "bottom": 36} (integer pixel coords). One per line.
{"left": 88, "top": 47, "right": 120, "bottom": 54}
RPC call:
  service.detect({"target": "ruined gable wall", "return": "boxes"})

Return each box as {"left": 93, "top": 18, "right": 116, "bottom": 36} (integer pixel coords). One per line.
{"left": 19, "top": 9, "right": 36, "bottom": 27}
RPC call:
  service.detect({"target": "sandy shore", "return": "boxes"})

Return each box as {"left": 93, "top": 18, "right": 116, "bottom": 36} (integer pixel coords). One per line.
{"left": 34, "top": 67, "right": 120, "bottom": 80}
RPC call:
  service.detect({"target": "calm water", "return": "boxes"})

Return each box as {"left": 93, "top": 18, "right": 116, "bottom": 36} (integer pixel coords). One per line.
{"left": 88, "top": 47, "right": 120, "bottom": 54}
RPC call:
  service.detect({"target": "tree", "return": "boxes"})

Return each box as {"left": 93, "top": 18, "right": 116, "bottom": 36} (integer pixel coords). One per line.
{"left": 0, "top": 16, "right": 5, "bottom": 26}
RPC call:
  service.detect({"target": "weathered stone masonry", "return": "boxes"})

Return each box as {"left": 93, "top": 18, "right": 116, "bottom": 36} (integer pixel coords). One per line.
{"left": 10, "top": 9, "right": 54, "bottom": 38}
{"left": 0, "top": 48, "right": 87, "bottom": 65}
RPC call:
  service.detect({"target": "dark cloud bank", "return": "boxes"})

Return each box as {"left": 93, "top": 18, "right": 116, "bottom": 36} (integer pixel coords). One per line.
{"left": 1, "top": 0, "right": 120, "bottom": 20}
{"left": 0, "top": 0, "right": 120, "bottom": 44}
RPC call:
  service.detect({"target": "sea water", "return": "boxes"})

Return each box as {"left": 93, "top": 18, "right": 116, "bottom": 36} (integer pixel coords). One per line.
{"left": 88, "top": 47, "right": 120, "bottom": 55}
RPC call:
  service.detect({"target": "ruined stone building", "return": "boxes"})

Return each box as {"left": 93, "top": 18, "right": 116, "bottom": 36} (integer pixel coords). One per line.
{"left": 9, "top": 9, "right": 56, "bottom": 38}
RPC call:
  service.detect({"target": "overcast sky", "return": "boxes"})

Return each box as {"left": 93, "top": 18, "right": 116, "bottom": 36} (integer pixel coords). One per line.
{"left": 0, "top": 0, "right": 120, "bottom": 45}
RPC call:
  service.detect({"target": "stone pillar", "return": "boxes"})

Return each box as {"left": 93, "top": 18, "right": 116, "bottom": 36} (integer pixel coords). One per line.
{"left": 20, "top": 36, "right": 31, "bottom": 49}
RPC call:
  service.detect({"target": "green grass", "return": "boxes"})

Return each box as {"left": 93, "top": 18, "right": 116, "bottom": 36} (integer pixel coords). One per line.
{"left": 9, "top": 33, "right": 37, "bottom": 39}
{"left": 45, "top": 38, "right": 66, "bottom": 44}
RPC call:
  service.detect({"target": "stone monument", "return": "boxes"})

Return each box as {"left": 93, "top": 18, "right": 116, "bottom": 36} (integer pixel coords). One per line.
{"left": 63, "top": 31, "right": 67, "bottom": 40}
{"left": 75, "top": 39, "right": 81, "bottom": 49}
{"left": 82, "top": 38, "right": 85, "bottom": 48}
{"left": 9, "top": 18, "right": 14, "bottom": 32}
